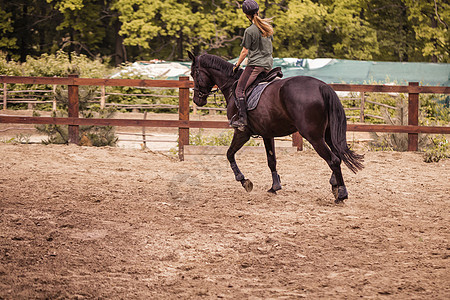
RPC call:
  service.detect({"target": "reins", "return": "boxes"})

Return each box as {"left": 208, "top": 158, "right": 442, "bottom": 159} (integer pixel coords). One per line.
{"left": 193, "top": 86, "right": 219, "bottom": 99}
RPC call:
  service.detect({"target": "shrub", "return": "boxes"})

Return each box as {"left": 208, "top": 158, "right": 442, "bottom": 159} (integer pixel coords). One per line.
{"left": 369, "top": 97, "right": 427, "bottom": 151}
{"left": 22, "top": 50, "right": 111, "bottom": 78}
{"left": 0, "top": 51, "right": 22, "bottom": 76}
{"left": 190, "top": 129, "right": 260, "bottom": 147}
{"left": 34, "top": 85, "right": 118, "bottom": 147}
{"left": 423, "top": 135, "right": 449, "bottom": 163}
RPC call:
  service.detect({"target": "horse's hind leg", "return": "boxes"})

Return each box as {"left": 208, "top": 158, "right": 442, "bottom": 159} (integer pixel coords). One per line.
{"left": 325, "top": 129, "right": 341, "bottom": 199}
{"left": 309, "top": 138, "right": 348, "bottom": 202}
{"left": 227, "top": 130, "right": 253, "bottom": 192}
{"left": 263, "top": 137, "right": 281, "bottom": 194}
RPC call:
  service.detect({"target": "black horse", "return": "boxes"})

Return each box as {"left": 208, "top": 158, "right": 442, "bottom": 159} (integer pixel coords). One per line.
{"left": 188, "top": 51, "right": 363, "bottom": 202}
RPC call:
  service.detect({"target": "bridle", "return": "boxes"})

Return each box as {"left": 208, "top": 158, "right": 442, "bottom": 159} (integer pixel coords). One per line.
{"left": 192, "top": 66, "right": 236, "bottom": 101}
{"left": 193, "top": 86, "right": 219, "bottom": 99}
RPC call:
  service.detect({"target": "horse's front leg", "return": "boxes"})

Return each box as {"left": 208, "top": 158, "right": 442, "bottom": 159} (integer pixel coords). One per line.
{"left": 227, "top": 129, "right": 253, "bottom": 192}
{"left": 263, "top": 137, "right": 282, "bottom": 194}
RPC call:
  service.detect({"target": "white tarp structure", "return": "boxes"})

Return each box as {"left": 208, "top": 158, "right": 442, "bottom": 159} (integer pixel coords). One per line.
{"left": 111, "top": 60, "right": 190, "bottom": 79}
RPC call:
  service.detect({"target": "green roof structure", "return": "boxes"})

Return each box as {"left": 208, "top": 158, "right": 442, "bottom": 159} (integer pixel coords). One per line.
{"left": 274, "top": 58, "right": 449, "bottom": 86}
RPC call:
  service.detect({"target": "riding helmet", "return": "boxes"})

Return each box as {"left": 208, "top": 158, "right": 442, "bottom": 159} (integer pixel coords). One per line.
{"left": 242, "top": 0, "right": 259, "bottom": 16}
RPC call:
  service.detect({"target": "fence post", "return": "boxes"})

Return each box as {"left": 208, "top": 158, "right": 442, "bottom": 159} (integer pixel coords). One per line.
{"left": 292, "top": 132, "right": 303, "bottom": 151}
{"left": 2, "top": 83, "right": 6, "bottom": 110}
{"left": 68, "top": 74, "right": 79, "bottom": 145}
{"left": 52, "top": 84, "right": 57, "bottom": 112}
{"left": 100, "top": 85, "right": 106, "bottom": 109}
{"left": 359, "top": 92, "right": 365, "bottom": 123}
{"left": 408, "top": 82, "right": 419, "bottom": 151}
{"left": 142, "top": 111, "right": 147, "bottom": 149}
{"left": 178, "top": 76, "right": 190, "bottom": 161}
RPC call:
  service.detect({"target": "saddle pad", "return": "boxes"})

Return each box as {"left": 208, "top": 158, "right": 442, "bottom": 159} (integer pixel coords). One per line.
{"left": 247, "top": 81, "right": 276, "bottom": 111}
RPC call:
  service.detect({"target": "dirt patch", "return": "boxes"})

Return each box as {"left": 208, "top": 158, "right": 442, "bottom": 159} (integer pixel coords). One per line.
{"left": 0, "top": 144, "right": 449, "bottom": 299}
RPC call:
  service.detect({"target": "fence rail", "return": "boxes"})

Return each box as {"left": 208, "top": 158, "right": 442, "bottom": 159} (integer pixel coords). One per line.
{"left": 1, "top": 75, "right": 449, "bottom": 160}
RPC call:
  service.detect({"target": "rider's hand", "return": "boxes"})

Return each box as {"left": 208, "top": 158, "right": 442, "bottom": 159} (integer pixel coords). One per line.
{"left": 233, "top": 64, "right": 240, "bottom": 73}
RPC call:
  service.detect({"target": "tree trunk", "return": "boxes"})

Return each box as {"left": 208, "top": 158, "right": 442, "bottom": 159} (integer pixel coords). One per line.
{"left": 19, "top": 3, "right": 30, "bottom": 62}
{"left": 114, "top": 19, "right": 126, "bottom": 65}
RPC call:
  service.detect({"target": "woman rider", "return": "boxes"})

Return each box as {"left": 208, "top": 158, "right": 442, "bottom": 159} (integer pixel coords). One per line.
{"left": 231, "top": 0, "right": 274, "bottom": 131}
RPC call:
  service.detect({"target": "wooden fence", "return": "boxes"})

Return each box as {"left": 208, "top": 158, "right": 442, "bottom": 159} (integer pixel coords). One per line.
{"left": 0, "top": 81, "right": 422, "bottom": 121}
{"left": 1, "top": 75, "right": 449, "bottom": 160}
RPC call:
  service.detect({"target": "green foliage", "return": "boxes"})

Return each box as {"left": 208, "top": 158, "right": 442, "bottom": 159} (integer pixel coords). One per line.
{"left": 325, "top": 0, "right": 380, "bottom": 60}
{"left": 34, "top": 85, "right": 118, "bottom": 147}
{"left": 0, "top": 52, "right": 21, "bottom": 76}
{"left": 274, "top": 0, "right": 327, "bottom": 58}
{"left": 365, "top": 0, "right": 416, "bottom": 62}
{"left": 368, "top": 96, "right": 425, "bottom": 151}
{"left": 0, "top": 0, "right": 448, "bottom": 63}
{"left": 104, "top": 68, "right": 180, "bottom": 112}
{"left": 423, "top": 135, "right": 449, "bottom": 163}
{"left": 367, "top": 92, "right": 450, "bottom": 153}
{"left": 404, "top": 0, "right": 449, "bottom": 62}
{"left": 1, "top": 50, "right": 110, "bottom": 78}
{"left": 113, "top": 0, "right": 246, "bottom": 60}
{"left": 0, "top": 133, "right": 31, "bottom": 144}
{"left": 35, "top": 108, "right": 118, "bottom": 146}
{"left": 22, "top": 50, "right": 110, "bottom": 78}
{"left": 34, "top": 111, "right": 69, "bottom": 144}
{"left": 0, "top": 8, "right": 17, "bottom": 51}
{"left": 420, "top": 94, "right": 450, "bottom": 125}
{"left": 1, "top": 51, "right": 112, "bottom": 110}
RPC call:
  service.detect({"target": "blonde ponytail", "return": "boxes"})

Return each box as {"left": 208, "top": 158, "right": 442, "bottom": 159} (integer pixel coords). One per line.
{"left": 253, "top": 15, "right": 274, "bottom": 37}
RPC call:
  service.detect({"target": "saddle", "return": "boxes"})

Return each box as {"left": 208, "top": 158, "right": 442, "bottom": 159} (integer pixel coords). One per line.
{"left": 232, "top": 67, "right": 283, "bottom": 100}
{"left": 245, "top": 67, "right": 283, "bottom": 98}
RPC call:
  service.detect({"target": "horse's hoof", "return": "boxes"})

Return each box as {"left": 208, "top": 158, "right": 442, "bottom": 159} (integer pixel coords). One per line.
{"left": 241, "top": 179, "right": 253, "bottom": 192}
{"left": 332, "top": 185, "right": 338, "bottom": 200}
{"left": 334, "top": 186, "right": 348, "bottom": 203}
{"left": 268, "top": 183, "right": 281, "bottom": 193}
{"left": 334, "top": 198, "right": 346, "bottom": 204}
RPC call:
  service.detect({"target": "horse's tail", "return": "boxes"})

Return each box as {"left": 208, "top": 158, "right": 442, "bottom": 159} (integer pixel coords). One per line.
{"left": 320, "top": 84, "right": 364, "bottom": 173}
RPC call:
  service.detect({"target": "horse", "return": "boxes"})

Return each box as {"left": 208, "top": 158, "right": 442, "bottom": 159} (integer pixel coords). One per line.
{"left": 187, "top": 51, "right": 364, "bottom": 203}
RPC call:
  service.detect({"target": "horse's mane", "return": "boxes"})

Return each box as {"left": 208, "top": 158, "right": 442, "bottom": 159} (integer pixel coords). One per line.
{"left": 198, "top": 54, "right": 236, "bottom": 78}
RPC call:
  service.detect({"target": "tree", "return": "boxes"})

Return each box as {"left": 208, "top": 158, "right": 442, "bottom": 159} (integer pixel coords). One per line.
{"left": 324, "top": 0, "right": 380, "bottom": 60}
{"left": 0, "top": 4, "right": 17, "bottom": 56}
{"left": 0, "top": 0, "right": 448, "bottom": 63}
{"left": 0, "top": 0, "right": 57, "bottom": 61}
{"left": 112, "top": 0, "right": 247, "bottom": 60}
{"left": 404, "top": 0, "right": 449, "bottom": 62}
{"left": 47, "top": 0, "right": 110, "bottom": 58}
{"left": 274, "top": 0, "right": 328, "bottom": 58}
{"left": 365, "top": 0, "right": 416, "bottom": 62}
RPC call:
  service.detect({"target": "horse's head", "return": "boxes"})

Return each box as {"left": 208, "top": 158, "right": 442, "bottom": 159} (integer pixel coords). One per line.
{"left": 188, "top": 51, "right": 216, "bottom": 106}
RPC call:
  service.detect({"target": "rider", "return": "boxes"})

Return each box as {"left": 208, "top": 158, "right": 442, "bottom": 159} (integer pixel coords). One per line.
{"left": 231, "top": 0, "right": 274, "bottom": 131}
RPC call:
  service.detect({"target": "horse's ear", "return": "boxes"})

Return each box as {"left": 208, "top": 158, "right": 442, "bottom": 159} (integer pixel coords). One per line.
{"left": 187, "top": 50, "right": 195, "bottom": 62}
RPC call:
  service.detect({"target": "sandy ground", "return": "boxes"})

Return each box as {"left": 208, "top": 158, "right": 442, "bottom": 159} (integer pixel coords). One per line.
{"left": 0, "top": 142, "right": 449, "bottom": 299}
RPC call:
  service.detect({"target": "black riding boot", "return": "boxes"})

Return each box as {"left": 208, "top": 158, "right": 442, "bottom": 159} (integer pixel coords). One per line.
{"left": 231, "top": 97, "right": 247, "bottom": 131}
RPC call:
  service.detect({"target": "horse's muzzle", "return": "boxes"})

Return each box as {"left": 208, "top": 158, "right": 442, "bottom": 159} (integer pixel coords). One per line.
{"left": 193, "top": 92, "right": 208, "bottom": 106}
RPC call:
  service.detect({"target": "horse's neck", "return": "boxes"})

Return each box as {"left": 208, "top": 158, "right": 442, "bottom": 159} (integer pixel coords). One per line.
{"left": 210, "top": 70, "right": 235, "bottom": 105}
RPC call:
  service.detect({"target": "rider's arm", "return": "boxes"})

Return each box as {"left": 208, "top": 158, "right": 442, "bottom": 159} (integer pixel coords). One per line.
{"left": 234, "top": 47, "right": 248, "bottom": 69}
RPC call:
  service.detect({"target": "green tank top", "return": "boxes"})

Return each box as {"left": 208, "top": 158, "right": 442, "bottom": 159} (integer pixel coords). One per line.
{"left": 241, "top": 24, "right": 273, "bottom": 70}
